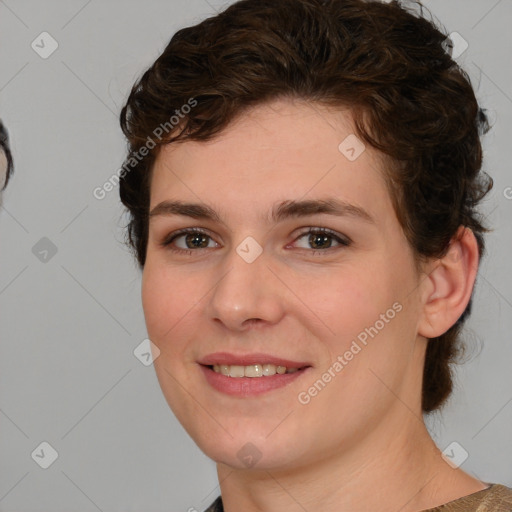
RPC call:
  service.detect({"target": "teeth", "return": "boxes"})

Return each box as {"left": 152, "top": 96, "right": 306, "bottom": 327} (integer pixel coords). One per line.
{"left": 211, "top": 363, "right": 301, "bottom": 377}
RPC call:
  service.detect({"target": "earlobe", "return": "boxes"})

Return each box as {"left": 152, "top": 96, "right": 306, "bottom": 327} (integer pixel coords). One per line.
{"left": 418, "top": 226, "right": 480, "bottom": 338}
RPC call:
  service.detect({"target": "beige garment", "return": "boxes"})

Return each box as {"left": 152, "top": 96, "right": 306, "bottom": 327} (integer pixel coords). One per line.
{"left": 204, "top": 483, "right": 512, "bottom": 511}
{"left": 422, "top": 484, "right": 512, "bottom": 512}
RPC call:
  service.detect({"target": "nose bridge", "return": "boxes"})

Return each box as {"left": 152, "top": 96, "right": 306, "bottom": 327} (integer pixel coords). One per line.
{"left": 207, "top": 240, "right": 284, "bottom": 329}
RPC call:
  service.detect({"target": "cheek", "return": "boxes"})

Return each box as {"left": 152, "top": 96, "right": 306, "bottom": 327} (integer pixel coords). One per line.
{"left": 141, "top": 263, "right": 193, "bottom": 347}
{"left": 300, "top": 262, "right": 415, "bottom": 374}
{"left": 298, "top": 266, "right": 394, "bottom": 338}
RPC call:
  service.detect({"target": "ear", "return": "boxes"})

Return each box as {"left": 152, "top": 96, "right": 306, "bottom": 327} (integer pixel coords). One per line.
{"left": 417, "top": 226, "right": 480, "bottom": 338}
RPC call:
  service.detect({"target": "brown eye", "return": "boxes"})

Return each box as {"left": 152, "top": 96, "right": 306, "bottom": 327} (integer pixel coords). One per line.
{"left": 293, "top": 228, "right": 351, "bottom": 253}
{"left": 161, "top": 228, "right": 218, "bottom": 253}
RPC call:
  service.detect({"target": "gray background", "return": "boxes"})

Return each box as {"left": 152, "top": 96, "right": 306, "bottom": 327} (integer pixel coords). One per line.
{"left": 0, "top": 1, "right": 511, "bottom": 511}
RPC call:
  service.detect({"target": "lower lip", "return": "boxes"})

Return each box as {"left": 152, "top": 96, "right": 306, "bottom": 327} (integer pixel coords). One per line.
{"left": 199, "top": 364, "right": 311, "bottom": 397}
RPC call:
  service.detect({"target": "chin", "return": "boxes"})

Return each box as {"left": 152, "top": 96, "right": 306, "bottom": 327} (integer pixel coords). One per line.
{"left": 190, "top": 427, "right": 309, "bottom": 472}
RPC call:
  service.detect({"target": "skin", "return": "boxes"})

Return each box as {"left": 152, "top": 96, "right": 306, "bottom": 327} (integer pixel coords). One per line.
{"left": 142, "top": 98, "right": 485, "bottom": 512}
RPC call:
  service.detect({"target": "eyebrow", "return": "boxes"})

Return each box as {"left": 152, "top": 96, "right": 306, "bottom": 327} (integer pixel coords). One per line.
{"left": 149, "top": 198, "right": 375, "bottom": 225}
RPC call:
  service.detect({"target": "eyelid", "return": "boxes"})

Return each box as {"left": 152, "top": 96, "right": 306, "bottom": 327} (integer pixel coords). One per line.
{"left": 291, "top": 227, "right": 351, "bottom": 248}
{"left": 161, "top": 226, "right": 352, "bottom": 255}
{"left": 160, "top": 227, "right": 216, "bottom": 248}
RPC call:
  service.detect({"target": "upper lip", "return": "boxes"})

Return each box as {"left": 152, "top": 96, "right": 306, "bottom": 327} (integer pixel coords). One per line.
{"left": 198, "top": 352, "right": 312, "bottom": 368}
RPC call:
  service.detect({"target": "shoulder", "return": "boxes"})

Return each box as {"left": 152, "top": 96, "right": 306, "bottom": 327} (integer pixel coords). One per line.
{"left": 479, "top": 484, "right": 512, "bottom": 511}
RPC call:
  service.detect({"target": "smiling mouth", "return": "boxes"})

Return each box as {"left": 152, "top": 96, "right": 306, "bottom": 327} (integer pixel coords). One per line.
{"left": 204, "top": 363, "right": 310, "bottom": 377}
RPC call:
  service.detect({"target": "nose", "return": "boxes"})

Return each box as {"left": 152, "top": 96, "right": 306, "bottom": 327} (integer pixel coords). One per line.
{"left": 206, "top": 243, "right": 286, "bottom": 331}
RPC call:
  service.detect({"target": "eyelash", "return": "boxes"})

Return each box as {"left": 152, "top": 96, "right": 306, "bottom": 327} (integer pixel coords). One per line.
{"left": 160, "top": 227, "right": 351, "bottom": 256}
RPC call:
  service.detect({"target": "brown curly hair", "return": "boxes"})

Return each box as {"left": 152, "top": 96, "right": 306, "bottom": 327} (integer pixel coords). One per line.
{"left": 119, "top": 0, "right": 493, "bottom": 413}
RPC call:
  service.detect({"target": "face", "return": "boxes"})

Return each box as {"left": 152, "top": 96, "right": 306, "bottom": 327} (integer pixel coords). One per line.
{"left": 142, "top": 98, "right": 427, "bottom": 472}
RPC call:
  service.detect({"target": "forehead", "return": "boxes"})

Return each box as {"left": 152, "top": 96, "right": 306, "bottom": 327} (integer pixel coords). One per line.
{"left": 149, "top": 99, "right": 394, "bottom": 225}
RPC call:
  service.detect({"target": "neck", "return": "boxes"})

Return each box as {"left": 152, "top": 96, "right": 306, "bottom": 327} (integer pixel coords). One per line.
{"left": 216, "top": 410, "right": 483, "bottom": 512}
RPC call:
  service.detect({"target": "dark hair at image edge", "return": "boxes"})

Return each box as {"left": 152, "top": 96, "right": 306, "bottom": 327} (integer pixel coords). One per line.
{"left": 0, "top": 119, "right": 14, "bottom": 190}
{"left": 119, "top": 0, "right": 494, "bottom": 413}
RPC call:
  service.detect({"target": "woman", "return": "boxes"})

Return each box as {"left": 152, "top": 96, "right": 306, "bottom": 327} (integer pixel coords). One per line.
{"left": 118, "top": 0, "right": 512, "bottom": 510}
